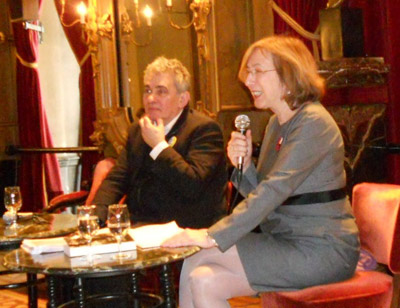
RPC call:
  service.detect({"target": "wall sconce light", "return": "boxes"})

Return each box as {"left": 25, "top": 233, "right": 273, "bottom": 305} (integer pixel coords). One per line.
{"left": 58, "top": 0, "right": 114, "bottom": 76}
{"left": 120, "top": 3, "right": 154, "bottom": 47}
{"left": 77, "top": 1, "right": 113, "bottom": 45}
{"left": 143, "top": 5, "right": 154, "bottom": 26}
{"left": 165, "top": 0, "right": 211, "bottom": 63}
{"left": 60, "top": 0, "right": 210, "bottom": 65}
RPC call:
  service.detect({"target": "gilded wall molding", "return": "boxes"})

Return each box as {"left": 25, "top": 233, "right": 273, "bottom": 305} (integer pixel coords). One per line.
{"left": 90, "top": 107, "right": 132, "bottom": 157}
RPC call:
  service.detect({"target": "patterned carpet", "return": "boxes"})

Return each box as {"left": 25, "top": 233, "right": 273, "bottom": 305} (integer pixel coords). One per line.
{"left": 0, "top": 273, "right": 260, "bottom": 307}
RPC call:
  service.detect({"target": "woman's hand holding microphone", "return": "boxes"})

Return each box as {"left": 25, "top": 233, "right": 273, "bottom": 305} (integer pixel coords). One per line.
{"left": 227, "top": 130, "right": 252, "bottom": 173}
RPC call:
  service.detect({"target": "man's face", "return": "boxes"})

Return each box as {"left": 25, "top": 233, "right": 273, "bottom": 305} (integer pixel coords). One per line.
{"left": 143, "top": 72, "right": 189, "bottom": 125}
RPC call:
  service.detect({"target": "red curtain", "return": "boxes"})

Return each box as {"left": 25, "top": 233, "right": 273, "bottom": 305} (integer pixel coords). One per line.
{"left": 11, "top": 0, "right": 63, "bottom": 212}
{"left": 381, "top": 0, "right": 400, "bottom": 184}
{"left": 273, "top": 0, "right": 327, "bottom": 50}
{"left": 53, "top": 0, "right": 99, "bottom": 188}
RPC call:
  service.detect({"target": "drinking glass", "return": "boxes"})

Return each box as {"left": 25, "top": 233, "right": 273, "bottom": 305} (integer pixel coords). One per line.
{"left": 107, "top": 204, "right": 131, "bottom": 259}
{"left": 77, "top": 205, "right": 99, "bottom": 260}
{"left": 4, "top": 186, "right": 22, "bottom": 229}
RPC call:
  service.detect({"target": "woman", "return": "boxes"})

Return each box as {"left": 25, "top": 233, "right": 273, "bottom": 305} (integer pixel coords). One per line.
{"left": 162, "top": 35, "right": 360, "bottom": 308}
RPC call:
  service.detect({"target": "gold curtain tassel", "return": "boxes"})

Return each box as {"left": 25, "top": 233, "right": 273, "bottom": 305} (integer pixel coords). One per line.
{"left": 79, "top": 51, "right": 91, "bottom": 67}
{"left": 16, "top": 52, "right": 38, "bottom": 69}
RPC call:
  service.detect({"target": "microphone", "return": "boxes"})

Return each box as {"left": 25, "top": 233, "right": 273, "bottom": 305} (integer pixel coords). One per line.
{"left": 234, "top": 114, "right": 251, "bottom": 175}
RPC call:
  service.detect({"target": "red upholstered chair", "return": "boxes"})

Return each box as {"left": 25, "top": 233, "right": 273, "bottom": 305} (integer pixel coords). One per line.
{"left": 84, "top": 157, "right": 117, "bottom": 205}
{"left": 260, "top": 182, "right": 400, "bottom": 308}
{"left": 44, "top": 157, "right": 116, "bottom": 213}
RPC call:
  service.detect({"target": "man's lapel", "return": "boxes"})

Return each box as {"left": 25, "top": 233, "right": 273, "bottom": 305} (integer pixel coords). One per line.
{"left": 166, "top": 106, "right": 189, "bottom": 145}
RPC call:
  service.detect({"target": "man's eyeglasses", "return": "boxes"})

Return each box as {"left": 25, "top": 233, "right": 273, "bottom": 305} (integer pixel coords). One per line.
{"left": 246, "top": 68, "right": 276, "bottom": 78}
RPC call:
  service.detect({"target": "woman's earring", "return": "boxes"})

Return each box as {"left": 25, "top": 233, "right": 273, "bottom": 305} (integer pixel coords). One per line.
{"left": 282, "top": 90, "right": 291, "bottom": 101}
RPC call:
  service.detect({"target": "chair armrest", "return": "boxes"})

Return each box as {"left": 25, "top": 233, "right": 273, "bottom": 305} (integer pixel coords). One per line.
{"left": 43, "top": 191, "right": 89, "bottom": 213}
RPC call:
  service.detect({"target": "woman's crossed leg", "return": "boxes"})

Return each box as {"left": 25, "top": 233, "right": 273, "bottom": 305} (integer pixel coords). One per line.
{"left": 179, "top": 245, "right": 257, "bottom": 308}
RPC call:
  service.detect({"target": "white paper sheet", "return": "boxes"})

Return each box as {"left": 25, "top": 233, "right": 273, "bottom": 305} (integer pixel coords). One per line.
{"left": 128, "top": 221, "right": 183, "bottom": 249}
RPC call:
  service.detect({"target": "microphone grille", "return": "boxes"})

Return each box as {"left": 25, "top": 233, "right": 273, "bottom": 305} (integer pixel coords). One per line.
{"left": 234, "top": 114, "right": 251, "bottom": 130}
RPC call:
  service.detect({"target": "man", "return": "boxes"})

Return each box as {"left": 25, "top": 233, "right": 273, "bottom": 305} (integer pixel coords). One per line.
{"left": 93, "top": 57, "right": 227, "bottom": 228}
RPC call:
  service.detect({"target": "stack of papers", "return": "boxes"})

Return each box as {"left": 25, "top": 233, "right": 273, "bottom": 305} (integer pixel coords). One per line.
{"left": 22, "top": 237, "right": 66, "bottom": 254}
{"left": 128, "top": 221, "right": 183, "bottom": 249}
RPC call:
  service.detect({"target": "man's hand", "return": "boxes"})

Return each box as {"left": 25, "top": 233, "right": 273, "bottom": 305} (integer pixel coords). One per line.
{"left": 139, "top": 116, "right": 165, "bottom": 148}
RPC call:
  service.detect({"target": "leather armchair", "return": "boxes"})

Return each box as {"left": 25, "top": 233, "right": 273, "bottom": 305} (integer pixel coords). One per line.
{"left": 260, "top": 182, "right": 400, "bottom": 308}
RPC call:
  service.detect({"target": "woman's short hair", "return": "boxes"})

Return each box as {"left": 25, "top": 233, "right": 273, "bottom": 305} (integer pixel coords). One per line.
{"left": 238, "top": 35, "right": 325, "bottom": 109}
{"left": 144, "top": 56, "right": 191, "bottom": 93}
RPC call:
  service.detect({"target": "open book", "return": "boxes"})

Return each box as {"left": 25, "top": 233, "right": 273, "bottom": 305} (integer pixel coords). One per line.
{"left": 128, "top": 221, "right": 183, "bottom": 249}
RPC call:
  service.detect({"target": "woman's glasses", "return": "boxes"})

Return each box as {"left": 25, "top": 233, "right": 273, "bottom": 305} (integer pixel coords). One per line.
{"left": 246, "top": 68, "right": 276, "bottom": 78}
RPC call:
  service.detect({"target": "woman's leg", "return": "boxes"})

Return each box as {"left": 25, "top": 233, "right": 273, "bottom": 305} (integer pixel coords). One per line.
{"left": 179, "top": 245, "right": 257, "bottom": 308}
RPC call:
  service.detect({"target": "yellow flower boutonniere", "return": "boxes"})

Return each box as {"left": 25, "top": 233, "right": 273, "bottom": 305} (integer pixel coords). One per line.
{"left": 168, "top": 136, "right": 177, "bottom": 147}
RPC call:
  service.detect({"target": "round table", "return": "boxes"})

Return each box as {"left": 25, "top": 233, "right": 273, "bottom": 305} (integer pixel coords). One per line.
{"left": 4, "top": 245, "right": 200, "bottom": 308}
{"left": 0, "top": 213, "right": 78, "bottom": 308}
{"left": 0, "top": 213, "right": 78, "bottom": 249}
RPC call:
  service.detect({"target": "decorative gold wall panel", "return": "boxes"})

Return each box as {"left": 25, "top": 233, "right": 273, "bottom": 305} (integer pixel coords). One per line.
{"left": 203, "top": 0, "right": 273, "bottom": 112}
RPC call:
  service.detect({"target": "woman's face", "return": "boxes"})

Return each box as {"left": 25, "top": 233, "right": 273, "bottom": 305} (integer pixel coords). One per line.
{"left": 244, "top": 49, "right": 286, "bottom": 111}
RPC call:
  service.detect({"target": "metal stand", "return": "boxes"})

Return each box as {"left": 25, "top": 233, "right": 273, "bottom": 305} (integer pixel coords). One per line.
{"left": 47, "top": 276, "right": 58, "bottom": 308}
{"left": 159, "top": 265, "right": 176, "bottom": 308}
{"left": 55, "top": 273, "right": 163, "bottom": 308}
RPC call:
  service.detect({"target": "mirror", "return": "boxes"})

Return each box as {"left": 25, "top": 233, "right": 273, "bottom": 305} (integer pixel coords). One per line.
{"left": 115, "top": 0, "right": 198, "bottom": 117}
{"left": 90, "top": 0, "right": 201, "bottom": 156}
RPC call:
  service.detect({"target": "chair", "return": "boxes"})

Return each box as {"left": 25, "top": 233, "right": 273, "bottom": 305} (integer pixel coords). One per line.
{"left": 260, "top": 182, "right": 400, "bottom": 308}
{"left": 44, "top": 157, "right": 116, "bottom": 213}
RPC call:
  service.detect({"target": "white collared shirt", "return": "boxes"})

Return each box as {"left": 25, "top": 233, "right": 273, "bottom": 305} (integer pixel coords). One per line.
{"left": 149, "top": 111, "right": 183, "bottom": 160}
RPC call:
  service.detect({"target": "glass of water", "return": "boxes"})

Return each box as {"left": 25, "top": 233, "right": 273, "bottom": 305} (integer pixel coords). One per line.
{"left": 4, "top": 186, "right": 23, "bottom": 229}
{"left": 77, "top": 205, "right": 99, "bottom": 259}
{"left": 107, "top": 204, "right": 131, "bottom": 259}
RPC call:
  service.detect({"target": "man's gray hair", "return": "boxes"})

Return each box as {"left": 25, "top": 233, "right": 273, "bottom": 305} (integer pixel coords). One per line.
{"left": 144, "top": 56, "right": 191, "bottom": 93}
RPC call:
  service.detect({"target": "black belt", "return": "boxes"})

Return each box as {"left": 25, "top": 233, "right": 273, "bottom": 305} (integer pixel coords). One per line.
{"left": 282, "top": 188, "right": 347, "bottom": 206}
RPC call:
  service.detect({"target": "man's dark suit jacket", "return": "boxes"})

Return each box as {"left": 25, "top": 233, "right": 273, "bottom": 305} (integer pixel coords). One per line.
{"left": 93, "top": 107, "right": 228, "bottom": 228}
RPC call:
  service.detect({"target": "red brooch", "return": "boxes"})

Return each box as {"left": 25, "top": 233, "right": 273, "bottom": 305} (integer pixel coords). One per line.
{"left": 276, "top": 137, "right": 283, "bottom": 151}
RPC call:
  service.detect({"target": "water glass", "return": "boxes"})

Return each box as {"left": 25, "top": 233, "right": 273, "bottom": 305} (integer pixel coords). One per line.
{"left": 107, "top": 204, "right": 131, "bottom": 259}
{"left": 77, "top": 205, "right": 99, "bottom": 259}
{"left": 4, "top": 186, "right": 22, "bottom": 228}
